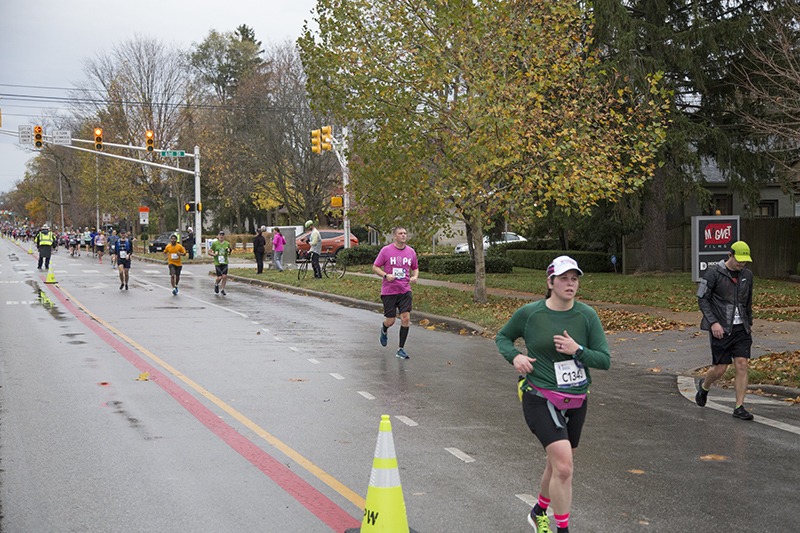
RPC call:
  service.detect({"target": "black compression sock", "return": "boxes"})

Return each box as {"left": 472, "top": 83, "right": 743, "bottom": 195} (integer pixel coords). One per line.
{"left": 399, "top": 326, "right": 409, "bottom": 348}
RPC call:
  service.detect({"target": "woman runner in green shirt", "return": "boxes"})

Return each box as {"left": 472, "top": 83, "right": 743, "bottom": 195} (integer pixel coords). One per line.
{"left": 496, "top": 256, "right": 610, "bottom": 533}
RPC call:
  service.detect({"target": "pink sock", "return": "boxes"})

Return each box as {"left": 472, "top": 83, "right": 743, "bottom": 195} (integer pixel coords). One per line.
{"left": 538, "top": 495, "right": 551, "bottom": 510}
{"left": 554, "top": 512, "right": 569, "bottom": 529}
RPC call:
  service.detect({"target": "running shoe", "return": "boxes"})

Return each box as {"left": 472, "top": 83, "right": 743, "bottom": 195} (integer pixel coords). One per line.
{"left": 527, "top": 510, "right": 552, "bottom": 532}
{"left": 99, "top": 260, "right": 102, "bottom": 264}
{"left": 396, "top": 348, "right": 409, "bottom": 359}
{"left": 695, "top": 378, "right": 708, "bottom": 407}
{"left": 221, "top": 290, "right": 226, "bottom": 296}
{"left": 125, "top": 284, "right": 128, "bottom": 291}
{"left": 733, "top": 405, "right": 754, "bottom": 420}
{"left": 172, "top": 287, "right": 178, "bottom": 295}
{"left": 120, "top": 283, "right": 124, "bottom": 290}
{"left": 214, "top": 283, "right": 219, "bottom": 294}
{"left": 379, "top": 327, "right": 388, "bottom": 347}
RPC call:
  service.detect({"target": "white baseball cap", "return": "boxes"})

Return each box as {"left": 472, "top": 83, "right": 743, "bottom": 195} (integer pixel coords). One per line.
{"left": 547, "top": 256, "right": 583, "bottom": 278}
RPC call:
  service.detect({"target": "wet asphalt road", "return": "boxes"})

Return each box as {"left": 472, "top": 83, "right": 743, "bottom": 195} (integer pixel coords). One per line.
{"left": 1, "top": 237, "right": 799, "bottom": 533}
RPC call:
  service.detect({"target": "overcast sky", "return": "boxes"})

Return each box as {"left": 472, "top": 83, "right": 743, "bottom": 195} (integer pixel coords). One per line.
{"left": 0, "top": 0, "right": 319, "bottom": 195}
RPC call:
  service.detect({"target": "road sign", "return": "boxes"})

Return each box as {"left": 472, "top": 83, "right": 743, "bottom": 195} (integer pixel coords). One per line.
{"left": 18, "top": 125, "right": 32, "bottom": 144}
{"left": 159, "top": 150, "right": 185, "bottom": 157}
{"left": 139, "top": 207, "right": 150, "bottom": 225}
{"left": 52, "top": 130, "right": 72, "bottom": 145}
{"left": 102, "top": 213, "right": 112, "bottom": 223}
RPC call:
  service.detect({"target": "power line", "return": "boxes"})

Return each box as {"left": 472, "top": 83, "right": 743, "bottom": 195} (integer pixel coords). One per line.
{"left": 0, "top": 92, "right": 305, "bottom": 112}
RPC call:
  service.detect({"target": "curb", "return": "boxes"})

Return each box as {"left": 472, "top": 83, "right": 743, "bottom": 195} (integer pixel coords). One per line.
{"left": 223, "top": 273, "right": 487, "bottom": 336}
{"left": 686, "top": 365, "right": 800, "bottom": 399}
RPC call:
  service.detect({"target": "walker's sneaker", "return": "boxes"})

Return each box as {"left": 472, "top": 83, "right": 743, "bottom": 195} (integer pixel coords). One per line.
{"left": 695, "top": 378, "right": 708, "bottom": 407}
{"left": 733, "top": 405, "right": 754, "bottom": 420}
{"left": 214, "top": 283, "right": 219, "bottom": 294}
{"left": 221, "top": 290, "right": 226, "bottom": 296}
{"left": 396, "top": 348, "right": 409, "bottom": 359}
{"left": 527, "top": 510, "right": 552, "bottom": 533}
{"left": 120, "top": 283, "right": 124, "bottom": 290}
{"left": 379, "top": 327, "right": 388, "bottom": 347}
{"left": 125, "top": 284, "right": 128, "bottom": 291}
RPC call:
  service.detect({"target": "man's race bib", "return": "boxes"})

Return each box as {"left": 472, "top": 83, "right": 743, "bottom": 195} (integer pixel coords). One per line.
{"left": 554, "top": 359, "right": 587, "bottom": 389}
{"left": 119, "top": 250, "right": 128, "bottom": 259}
{"left": 392, "top": 267, "right": 406, "bottom": 279}
{"left": 218, "top": 254, "right": 227, "bottom": 264}
{"left": 170, "top": 253, "right": 179, "bottom": 260}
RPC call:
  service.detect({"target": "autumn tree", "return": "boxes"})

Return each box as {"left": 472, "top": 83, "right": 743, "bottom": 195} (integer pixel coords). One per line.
{"left": 71, "top": 36, "right": 193, "bottom": 232}
{"left": 733, "top": 3, "right": 800, "bottom": 194}
{"left": 299, "top": 0, "right": 669, "bottom": 302}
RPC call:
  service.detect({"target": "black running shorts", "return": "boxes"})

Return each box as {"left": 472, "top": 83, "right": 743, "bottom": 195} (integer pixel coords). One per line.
{"left": 381, "top": 291, "right": 412, "bottom": 318}
{"left": 522, "top": 392, "right": 588, "bottom": 449}
{"left": 169, "top": 264, "right": 182, "bottom": 277}
{"left": 215, "top": 264, "right": 229, "bottom": 277}
{"left": 710, "top": 324, "right": 752, "bottom": 365}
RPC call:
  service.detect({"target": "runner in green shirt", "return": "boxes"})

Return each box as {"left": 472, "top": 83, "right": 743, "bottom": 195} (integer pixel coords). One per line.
{"left": 209, "top": 231, "right": 232, "bottom": 295}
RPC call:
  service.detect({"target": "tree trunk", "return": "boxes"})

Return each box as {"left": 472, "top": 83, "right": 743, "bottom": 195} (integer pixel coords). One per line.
{"left": 467, "top": 215, "right": 488, "bottom": 304}
{"left": 638, "top": 168, "right": 669, "bottom": 272}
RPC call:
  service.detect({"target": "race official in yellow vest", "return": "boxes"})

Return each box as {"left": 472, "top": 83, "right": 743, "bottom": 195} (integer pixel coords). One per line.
{"left": 35, "top": 224, "right": 54, "bottom": 270}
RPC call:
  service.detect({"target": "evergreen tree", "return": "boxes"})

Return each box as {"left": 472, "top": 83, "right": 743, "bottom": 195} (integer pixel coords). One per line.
{"left": 593, "top": 0, "right": 781, "bottom": 271}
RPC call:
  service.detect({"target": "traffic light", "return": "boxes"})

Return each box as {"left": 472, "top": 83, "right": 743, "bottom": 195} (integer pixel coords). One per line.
{"left": 321, "top": 125, "right": 332, "bottom": 151}
{"left": 94, "top": 128, "right": 103, "bottom": 150}
{"left": 34, "top": 126, "right": 43, "bottom": 148}
{"left": 184, "top": 202, "right": 195, "bottom": 212}
{"left": 145, "top": 130, "right": 154, "bottom": 152}
{"left": 311, "top": 129, "right": 321, "bottom": 154}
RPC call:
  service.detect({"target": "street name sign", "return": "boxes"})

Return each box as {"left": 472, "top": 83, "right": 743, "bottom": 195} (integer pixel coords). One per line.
{"left": 159, "top": 150, "right": 185, "bottom": 157}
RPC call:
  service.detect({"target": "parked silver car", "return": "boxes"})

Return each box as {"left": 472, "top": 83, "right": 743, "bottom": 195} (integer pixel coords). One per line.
{"left": 453, "top": 232, "right": 527, "bottom": 254}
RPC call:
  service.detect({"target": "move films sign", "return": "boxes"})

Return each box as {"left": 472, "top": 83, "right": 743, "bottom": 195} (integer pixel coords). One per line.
{"left": 691, "top": 215, "right": 739, "bottom": 281}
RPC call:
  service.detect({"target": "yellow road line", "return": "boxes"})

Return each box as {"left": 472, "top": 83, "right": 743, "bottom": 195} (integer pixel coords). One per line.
{"left": 57, "top": 284, "right": 367, "bottom": 509}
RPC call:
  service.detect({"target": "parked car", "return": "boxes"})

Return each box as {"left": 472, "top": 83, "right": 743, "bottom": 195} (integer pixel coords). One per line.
{"left": 453, "top": 232, "right": 527, "bottom": 254}
{"left": 149, "top": 231, "right": 192, "bottom": 253}
{"left": 296, "top": 230, "right": 359, "bottom": 258}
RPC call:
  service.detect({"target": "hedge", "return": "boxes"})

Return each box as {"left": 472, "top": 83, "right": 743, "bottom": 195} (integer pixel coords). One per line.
{"left": 421, "top": 254, "right": 514, "bottom": 275}
{"left": 506, "top": 249, "right": 613, "bottom": 272}
{"left": 339, "top": 244, "right": 382, "bottom": 265}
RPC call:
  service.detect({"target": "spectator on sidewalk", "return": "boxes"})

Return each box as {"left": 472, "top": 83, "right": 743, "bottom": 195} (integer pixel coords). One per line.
{"left": 695, "top": 241, "right": 755, "bottom": 420}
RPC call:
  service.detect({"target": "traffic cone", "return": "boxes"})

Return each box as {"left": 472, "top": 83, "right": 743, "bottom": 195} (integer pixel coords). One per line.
{"left": 45, "top": 263, "right": 56, "bottom": 284}
{"left": 28, "top": 244, "right": 33, "bottom": 254}
{"left": 345, "top": 415, "right": 419, "bottom": 533}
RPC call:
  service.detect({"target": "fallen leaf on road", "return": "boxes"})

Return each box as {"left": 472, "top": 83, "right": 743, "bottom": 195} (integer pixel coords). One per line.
{"left": 669, "top": 349, "right": 676, "bottom": 352}
{"left": 700, "top": 454, "right": 728, "bottom": 461}
{"left": 652, "top": 349, "right": 659, "bottom": 352}
{"left": 419, "top": 318, "right": 430, "bottom": 326}
{"left": 629, "top": 469, "right": 645, "bottom": 474}
{"left": 648, "top": 367, "right": 662, "bottom": 372}
{"left": 426, "top": 325, "right": 435, "bottom": 330}
{"left": 287, "top": 378, "right": 309, "bottom": 382}
{"left": 256, "top": 331, "right": 261, "bottom": 335}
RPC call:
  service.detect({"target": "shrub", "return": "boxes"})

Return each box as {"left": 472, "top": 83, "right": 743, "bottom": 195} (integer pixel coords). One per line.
{"left": 506, "top": 250, "right": 613, "bottom": 272}
{"left": 339, "top": 244, "right": 382, "bottom": 265}
{"left": 421, "top": 254, "right": 514, "bottom": 274}
{"left": 486, "top": 239, "right": 560, "bottom": 257}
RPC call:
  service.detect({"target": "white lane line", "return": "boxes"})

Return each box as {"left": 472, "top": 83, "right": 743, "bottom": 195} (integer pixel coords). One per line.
{"left": 134, "top": 278, "right": 249, "bottom": 318}
{"left": 677, "top": 376, "right": 800, "bottom": 435}
{"left": 143, "top": 269, "right": 161, "bottom": 274}
{"left": 0, "top": 281, "right": 22, "bottom": 284}
{"left": 251, "top": 321, "right": 260, "bottom": 325}
{"left": 357, "top": 391, "right": 376, "bottom": 400}
{"left": 308, "top": 359, "right": 321, "bottom": 365}
{"left": 262, "top": 328, "right": 270, "bottom": 333}
{"left": 289, "top": 347, "right": 299, "bottom": 352}
{"left": 445, "top": 447, "right": 475, "bottom": 463}
{"left": 82, "top": 270, "right": 99, "bottom": 273}
{"left": 395, "top": 416, "right": 418, "bottom": 427}
{"left": 516, "top": 494, "right": 538, "bottom": 507}
{"left": 330, "top": 373, "right": 345, "bottom": 380}
{"left": 274, "top": 336, "right": 283, "bottom": 342}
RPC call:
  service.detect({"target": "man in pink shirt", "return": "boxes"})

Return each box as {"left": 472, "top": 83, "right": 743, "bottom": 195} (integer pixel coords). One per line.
{"left": 372, "top": 226, "right": 419, "bottom": 359}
